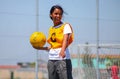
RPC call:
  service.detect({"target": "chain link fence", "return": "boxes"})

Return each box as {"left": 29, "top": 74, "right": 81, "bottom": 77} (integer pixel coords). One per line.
{"left": 0, "top": 44, "right": 120, "bottom": 79}
{"left": 71, "top": 44, "right": 120, "bottom": 79}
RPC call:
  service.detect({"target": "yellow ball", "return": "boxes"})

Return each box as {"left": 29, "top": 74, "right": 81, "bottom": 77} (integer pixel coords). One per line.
{"left": 30, "top": 32, "right": 46, "bottom": 48}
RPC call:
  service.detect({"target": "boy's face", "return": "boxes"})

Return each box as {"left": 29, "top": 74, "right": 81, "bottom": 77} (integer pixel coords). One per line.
{"left": 50, "top": 8, "right": 62, "bottom": 25}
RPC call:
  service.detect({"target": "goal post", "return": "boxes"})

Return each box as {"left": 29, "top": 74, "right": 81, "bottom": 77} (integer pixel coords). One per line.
{"left": 70, "top": 44, "right": 120, "bottom": 79}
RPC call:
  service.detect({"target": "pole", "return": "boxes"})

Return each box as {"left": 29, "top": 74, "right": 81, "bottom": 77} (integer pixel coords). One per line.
{"left": 10, "top": 71, "right": 14, "bottom": 79}
{"left": 36, "top": 0, "right": 39, "bottom": 31}
{"left": 96, "top": 0, "right": 100, "bottom": 79}
{"left": 35, "top": 50, "right": 39, "bottom": 79}
{"left": 36, "top": 0, "right": 39, "bottom": 79}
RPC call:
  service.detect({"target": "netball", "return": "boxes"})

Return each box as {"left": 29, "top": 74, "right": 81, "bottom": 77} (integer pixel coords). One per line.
{"left": 30, "top": 32, "right": 46, "bottom": 48}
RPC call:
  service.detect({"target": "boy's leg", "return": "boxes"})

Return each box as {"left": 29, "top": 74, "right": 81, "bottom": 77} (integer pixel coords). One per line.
{"left": 55, "top": 59, "right": 73, "bottom": 79}
{"left": 48, "top": 60, "right": 58, "bottom": 79}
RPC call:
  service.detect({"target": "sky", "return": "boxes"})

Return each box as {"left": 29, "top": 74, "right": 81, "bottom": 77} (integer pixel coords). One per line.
{"left": 0, "top": 0, "right": 120, "bottom": 65}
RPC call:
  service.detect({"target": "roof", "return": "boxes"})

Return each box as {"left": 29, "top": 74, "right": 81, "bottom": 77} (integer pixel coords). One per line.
{"left": 71, "top": 54, "right": 120, "bottom": 59}
{"left": 0, "top": 65, "right": 20, "bottom": 69}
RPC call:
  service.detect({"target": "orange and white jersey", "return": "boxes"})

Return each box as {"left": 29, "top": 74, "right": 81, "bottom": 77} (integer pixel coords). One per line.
{"left": 47, "top": 23, "right": 74, "bottom": 60}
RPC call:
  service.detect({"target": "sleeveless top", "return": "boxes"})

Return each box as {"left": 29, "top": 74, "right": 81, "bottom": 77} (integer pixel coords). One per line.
{"left": 47, "top": 23, "right": 74, "bottom": 60}
{"left": 47, "top": 23, "right": 73, "bottom": 48}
